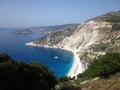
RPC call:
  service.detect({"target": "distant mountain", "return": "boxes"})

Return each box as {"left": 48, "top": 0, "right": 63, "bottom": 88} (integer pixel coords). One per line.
{"left": 30, "top": 24, "right": 79, "bottom": 34}
{"left": 11, "top": 24, "right": 78, "bottom": 34}
{"left": 11, "top": 29, "right": 34, "bottom": 34}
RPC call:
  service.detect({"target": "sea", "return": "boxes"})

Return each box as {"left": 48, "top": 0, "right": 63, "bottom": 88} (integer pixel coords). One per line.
{"left": 0, "top": 28, "right": 74, "bottom": 77}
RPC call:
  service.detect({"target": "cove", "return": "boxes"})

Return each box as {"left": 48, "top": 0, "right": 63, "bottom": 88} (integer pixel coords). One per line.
{"left": 0, "top": 29, "right": 74, "bottom": 77}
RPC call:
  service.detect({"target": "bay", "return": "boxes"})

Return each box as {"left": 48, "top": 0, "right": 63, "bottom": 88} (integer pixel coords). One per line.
{"left": 0, "top": 29, "right": 74, "bottom": 77}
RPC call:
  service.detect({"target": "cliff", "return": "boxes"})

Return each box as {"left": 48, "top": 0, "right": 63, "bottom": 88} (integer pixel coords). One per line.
{"left": 26, "top": 11, "right": 120, "bottom": 69}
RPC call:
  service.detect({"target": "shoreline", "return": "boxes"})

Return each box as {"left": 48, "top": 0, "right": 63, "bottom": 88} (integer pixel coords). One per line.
{"left": 67, "top": 51, "right": 84, "bottom": 78}
{"left": 25, "top": 42, "right": 85, "bottom": 78}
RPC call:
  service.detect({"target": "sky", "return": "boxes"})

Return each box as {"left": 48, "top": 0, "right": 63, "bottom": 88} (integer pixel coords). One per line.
{"left": 0, "top": 0, "right": 120, "bottom": 28}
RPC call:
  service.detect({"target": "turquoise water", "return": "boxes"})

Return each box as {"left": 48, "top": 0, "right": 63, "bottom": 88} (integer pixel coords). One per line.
{"left": 0, "top": 29, "right": 74, "bottom": 77}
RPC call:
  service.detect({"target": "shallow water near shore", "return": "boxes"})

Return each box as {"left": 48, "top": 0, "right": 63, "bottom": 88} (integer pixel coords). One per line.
{"left": 0, "top": 28, "right": 74, "bottom": 77}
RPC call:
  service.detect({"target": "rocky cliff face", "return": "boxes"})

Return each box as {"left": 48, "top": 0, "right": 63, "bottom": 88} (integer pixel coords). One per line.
{"left": 29, "top": 11, "right": 120, "bottom": 64}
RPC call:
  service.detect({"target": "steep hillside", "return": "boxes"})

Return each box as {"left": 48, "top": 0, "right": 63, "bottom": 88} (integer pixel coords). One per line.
{"left": 79, "top": 73, "right": 120, "bottom": 90}
{"left": 26, "top": 11, "right": 120, "bottom": 70}
{"left": 33, "top": 26, "right": 78, "bottom": 46}
{"left": 57, "top": 73, "right": 120, "bottom": 90}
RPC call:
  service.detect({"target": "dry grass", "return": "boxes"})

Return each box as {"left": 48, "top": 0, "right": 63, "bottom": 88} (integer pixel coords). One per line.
{"left": 79, "top": 73, "right": 120, "bottom": 90}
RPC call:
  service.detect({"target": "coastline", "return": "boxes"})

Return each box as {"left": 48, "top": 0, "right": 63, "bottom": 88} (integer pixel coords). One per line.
{"left": 67, "top": 51, "right": 84, "bottom": 78}
{"left": 25, "top": 42, "right": 85, "bottom": 78}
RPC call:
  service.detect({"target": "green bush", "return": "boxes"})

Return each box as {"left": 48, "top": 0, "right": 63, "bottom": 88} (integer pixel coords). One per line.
{"left": 82, "top": 53, "right": 120, "bottom": 78}
{"left": 57, "top": 76, "right": 70, "bottom": 83}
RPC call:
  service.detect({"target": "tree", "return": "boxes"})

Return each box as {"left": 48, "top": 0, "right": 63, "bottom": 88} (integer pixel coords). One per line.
{"left": 0, "top": 53, "right": 57, "bottom": 90}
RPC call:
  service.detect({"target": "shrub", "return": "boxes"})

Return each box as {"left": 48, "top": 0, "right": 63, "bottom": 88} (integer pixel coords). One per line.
{"left": 82, "top": 53, "right": 120, "bottom": 78}
{"left": 0, "top": 53, "right": 57, "bottom": 90}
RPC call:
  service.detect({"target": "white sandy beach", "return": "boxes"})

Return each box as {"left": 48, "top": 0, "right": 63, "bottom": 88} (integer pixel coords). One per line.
{"left": 25, "top": 42, "right": 85, "bottom": 78}
{"left": 67, "top": 51, "right": 84, "bottom": 78}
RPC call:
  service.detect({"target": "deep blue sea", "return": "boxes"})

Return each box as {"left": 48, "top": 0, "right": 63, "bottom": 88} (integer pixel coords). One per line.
{"left": 0, "top": 28, "right": 74, "bottom": 77}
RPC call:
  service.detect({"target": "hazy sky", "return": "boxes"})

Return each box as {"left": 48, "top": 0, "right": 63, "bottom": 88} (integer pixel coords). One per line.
{"left": 0, "top": 0, "right": 120, "bottom": 28}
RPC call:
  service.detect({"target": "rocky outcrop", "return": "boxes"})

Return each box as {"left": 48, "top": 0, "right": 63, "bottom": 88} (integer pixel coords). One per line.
{"left": 26, "top": 11, "right": 120, "bottom": 66}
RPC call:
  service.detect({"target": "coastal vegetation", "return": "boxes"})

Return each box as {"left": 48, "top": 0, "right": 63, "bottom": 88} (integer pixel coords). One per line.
{"left": 0, "top": 53, "right": 57, "bottom": 90}
{"left": 81, "top": 53, "right": 120, "bottom": 79}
